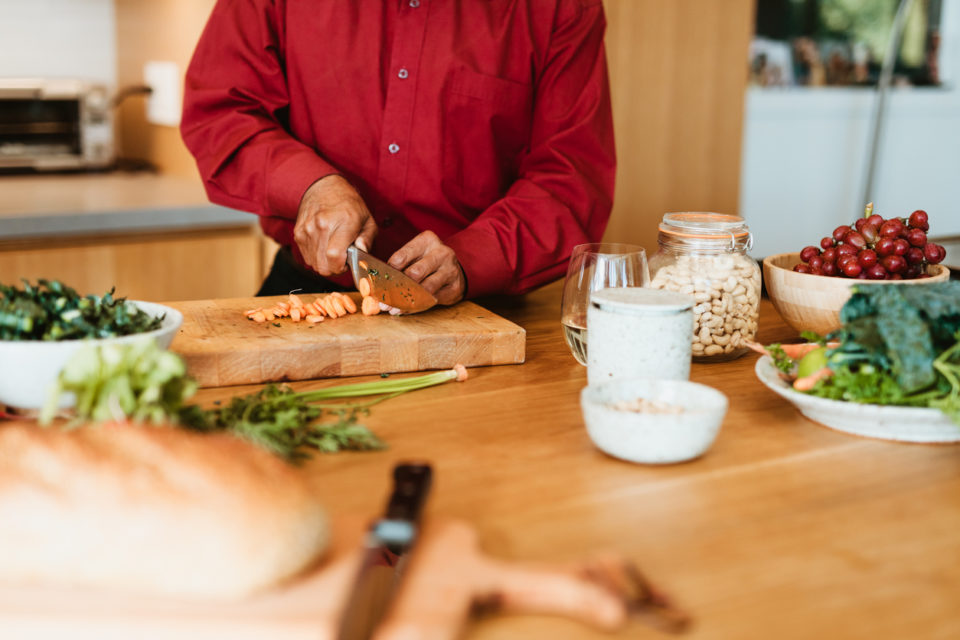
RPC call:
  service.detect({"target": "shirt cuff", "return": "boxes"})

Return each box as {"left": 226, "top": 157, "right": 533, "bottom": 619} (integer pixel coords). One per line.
{"left": 266, "top": 150, "right": 339, "bottom": 220}
{"left": 445, "top": 228, "right": 514, "bottom": 298}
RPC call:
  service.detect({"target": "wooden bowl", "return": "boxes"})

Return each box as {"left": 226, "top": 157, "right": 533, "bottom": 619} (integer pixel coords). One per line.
{"left": 762, "top": 252, "right": 951, "bottom": 336}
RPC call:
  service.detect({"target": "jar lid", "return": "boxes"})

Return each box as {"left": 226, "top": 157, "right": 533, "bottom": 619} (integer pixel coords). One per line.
{"left": 590, "top": 287, "right": 694, "bottom": 315}
{"left": 659, "top": 212, "right": 750, "bottom": 241}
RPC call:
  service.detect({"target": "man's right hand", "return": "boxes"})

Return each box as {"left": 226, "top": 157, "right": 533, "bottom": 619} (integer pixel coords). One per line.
{"left": 293, "top": 175, "right": 378, "bottom": 276}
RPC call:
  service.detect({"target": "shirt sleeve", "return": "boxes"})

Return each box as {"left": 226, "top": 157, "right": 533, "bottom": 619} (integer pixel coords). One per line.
{"left": 180, "top": 0, "right": 336, "bottom": 220}
{"left": 444, "top": 1, "right": 616, "bottom": 298}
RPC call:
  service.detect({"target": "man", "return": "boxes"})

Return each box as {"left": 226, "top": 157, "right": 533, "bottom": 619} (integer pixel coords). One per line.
{"left": 181, "top": 0, "right": 615, "bottom": 305}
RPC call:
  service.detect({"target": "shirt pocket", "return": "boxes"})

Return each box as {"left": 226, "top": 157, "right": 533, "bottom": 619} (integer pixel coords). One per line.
{"left": 441, "top": 67, "right": 534, "bottom": 211}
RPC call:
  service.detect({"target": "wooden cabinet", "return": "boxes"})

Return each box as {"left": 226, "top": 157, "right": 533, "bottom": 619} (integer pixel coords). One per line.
{"left": 0, "top": 226, "right": 266, "bottom": 301}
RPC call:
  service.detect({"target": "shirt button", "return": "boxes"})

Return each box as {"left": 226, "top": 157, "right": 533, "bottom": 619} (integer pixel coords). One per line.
{"left": 388, "top": 143, "right": 400, "bottom": 154}
{"left": 398, "top": 68, "right": 409, "bottom": 79}
{"left": 409, "top": 0, "right": 420, "bottom": 7}
{"left": 382, "top": 216, "right": 394, "bottom": 228}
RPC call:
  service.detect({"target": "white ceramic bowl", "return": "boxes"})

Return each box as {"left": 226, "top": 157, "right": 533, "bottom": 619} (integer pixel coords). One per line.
{"left": 0, "top": 301, "right": 183, "bottom": 410}
{"left": 580, "top": 378, "right": 729, "bottom": 464}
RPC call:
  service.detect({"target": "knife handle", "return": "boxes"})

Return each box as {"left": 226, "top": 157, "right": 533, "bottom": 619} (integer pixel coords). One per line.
{"left": 385, "top": 463, "right": 432, "bottom": 523}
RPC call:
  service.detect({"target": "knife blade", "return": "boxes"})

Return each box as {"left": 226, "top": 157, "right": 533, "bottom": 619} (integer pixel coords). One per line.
{"left": 347, "top": 245, "right": 438, "bottom": 314}
{"left": 336, "top": 463, "right": 433, "bottom": 640}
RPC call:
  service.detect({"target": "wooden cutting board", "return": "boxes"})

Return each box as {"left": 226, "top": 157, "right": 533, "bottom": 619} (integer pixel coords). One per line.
{"left": 0, "top": 517, "right": 662, "bottom": 639}
{"left": 167, "top": 296, "right": 526, "bottom": 387}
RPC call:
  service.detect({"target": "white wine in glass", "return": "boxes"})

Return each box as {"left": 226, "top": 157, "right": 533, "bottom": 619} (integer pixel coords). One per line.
{"left": 560, "top": 243, "right": 648, "bottom": 365}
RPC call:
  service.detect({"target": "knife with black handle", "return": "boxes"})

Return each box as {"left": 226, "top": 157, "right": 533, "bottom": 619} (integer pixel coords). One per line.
{"left": 336, "top": 463, "right": 433, "bottom": 640}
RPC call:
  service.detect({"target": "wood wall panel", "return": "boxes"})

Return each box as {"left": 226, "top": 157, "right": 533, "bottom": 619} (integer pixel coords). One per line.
{"left": 602, "top": 0, "right": 755, "bottom": 253}
{"left": 114, "top": 0, "right": 216, "bottom": 178}
{"left": 0, "top": 228, "right": 264, "bottom": 301}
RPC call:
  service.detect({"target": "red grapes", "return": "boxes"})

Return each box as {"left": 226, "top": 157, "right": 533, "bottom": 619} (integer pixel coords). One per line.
{"left": 793, "top": 207, "right": 945, "bottom": 280}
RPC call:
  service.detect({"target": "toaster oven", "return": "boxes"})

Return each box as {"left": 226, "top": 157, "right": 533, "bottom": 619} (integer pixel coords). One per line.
{"left": 0, "top": 78, "right": 114, "bottom": 171}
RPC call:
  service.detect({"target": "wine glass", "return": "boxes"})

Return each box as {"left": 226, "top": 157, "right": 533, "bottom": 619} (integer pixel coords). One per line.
{"left": 560, "top": 243, "right": 649, "bottom": 365}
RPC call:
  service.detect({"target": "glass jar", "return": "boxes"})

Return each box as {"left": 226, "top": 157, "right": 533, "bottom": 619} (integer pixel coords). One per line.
{"left": 648, "top": 213, "right": 761, "bottom": 362}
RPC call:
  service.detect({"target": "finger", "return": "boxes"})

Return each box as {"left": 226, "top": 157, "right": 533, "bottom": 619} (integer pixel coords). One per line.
{"left": 389, "top": 231, "right": 437, "bottom": 271}
{"left": 294, "top": 218, "right": 322, "bottom": 271}
{"left": 433, "top": 285, "right": 461, "bottom": 306}
{"left": 325, "top": 222, "right": 362, "bottom": 275}
{"left": 356, "top": 215, "right": 378, "bottom": 254}
{"left": 404, "top": 253, "right": 445, "bottom": 284}
{"left": 419, "top": 266, "right": 455, "bottom": 295}
{"left": 427, "top": 271, "right": 465, "bottom": 306}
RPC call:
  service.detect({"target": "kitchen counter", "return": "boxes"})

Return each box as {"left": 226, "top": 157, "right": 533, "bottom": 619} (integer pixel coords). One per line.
{"left": 0, "top": 173, "right": 254, "bottom": 240}
{"left": 182, "top": 283, "right": 958, "bottom": 639}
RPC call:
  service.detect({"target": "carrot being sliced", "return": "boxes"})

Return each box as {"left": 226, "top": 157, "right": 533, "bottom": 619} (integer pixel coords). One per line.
{"left": 358, "top": 277, "right": 372, "bottom": 298}
{"left": 289, "top": 293, "right": 305, "bottom": 308}
{"left": 290, "top": 307, "right": 302, "bottom": 322}
{"left": 252, "top": 311, "right": 267, "bottom": 323}
{"left": 305, "top": 314, "right": 324, "bottom": 324}
{"left": 361, "top": 295, "right": 380, "bottom": 316}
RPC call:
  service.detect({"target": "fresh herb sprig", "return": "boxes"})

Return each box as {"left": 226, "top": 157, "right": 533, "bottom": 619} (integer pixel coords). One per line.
{"left": 177, "top": 385, "right": 386, "bottom": 460}
{"left": 43, "top": 341, "right": 468, "bottom": 459}
{"left": 0, "top": 279, "right": 162, "bottom": 341}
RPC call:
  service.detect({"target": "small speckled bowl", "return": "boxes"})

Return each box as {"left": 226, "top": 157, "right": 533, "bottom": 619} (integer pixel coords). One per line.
{"left": 580, "top": 378, "right": 729, "bottom": 464}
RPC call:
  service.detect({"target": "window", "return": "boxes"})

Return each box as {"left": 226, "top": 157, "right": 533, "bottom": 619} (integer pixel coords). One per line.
{"left": 751, "top": 0, "right": 943, "bottom": 87}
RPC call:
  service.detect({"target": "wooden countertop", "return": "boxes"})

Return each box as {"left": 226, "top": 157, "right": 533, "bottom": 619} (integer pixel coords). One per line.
{"left": 188, "top": 282, "right": 960, "bottom": 639}
{"left": 0, "top": 173, "right": 254, "bottom": 239}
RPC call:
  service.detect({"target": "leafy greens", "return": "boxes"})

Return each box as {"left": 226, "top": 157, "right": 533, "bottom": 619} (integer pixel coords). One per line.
{"left": 0, "top": 279, "right": 162, "bottom": 341}
{"left": 807, "top": 281, "right": 960, "bottom": 425}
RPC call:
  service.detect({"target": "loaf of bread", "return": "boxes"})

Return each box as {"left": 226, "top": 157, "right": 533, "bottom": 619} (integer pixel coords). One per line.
{"left": 0, "top": 420, "right": 330, "bottom": 599}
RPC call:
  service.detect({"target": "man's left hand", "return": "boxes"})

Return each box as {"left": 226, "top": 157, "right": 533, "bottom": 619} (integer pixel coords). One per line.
{"left": 388, "top": 231, "right": 466, "bottom": 305}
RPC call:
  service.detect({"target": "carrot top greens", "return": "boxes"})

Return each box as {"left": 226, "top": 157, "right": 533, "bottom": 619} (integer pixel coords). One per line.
{"left": 42, "top": 340, "right": 467, "bottom": 460}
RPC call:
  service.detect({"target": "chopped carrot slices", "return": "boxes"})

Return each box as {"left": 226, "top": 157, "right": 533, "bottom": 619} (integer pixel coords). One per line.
{"left": 329, "top": 296, "right": 347, "bottom": 316}
{"left": 337, "top": 292, "right": 358, "bottom": 314}
{"left": 361, "top": 295, "right": 380, "bottom": 316}
{"left": 242, "top": 291, "right": 368, "bottom": 325}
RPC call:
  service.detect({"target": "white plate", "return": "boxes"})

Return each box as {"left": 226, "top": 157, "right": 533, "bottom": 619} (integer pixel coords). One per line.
{"left": 754, "top": 356, "right": 960, "bottom": 443}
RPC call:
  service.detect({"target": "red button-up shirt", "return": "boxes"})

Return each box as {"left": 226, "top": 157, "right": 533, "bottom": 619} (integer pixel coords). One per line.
{"left": 181, "top": 0, "right": 614, "bottom": 297}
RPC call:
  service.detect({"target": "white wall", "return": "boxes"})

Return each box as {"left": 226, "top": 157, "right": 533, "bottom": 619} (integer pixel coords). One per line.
{"left": 0, "top": 0, "right": 116, "bottom": 86}
{"left": 740, "top": 0, "right": 960, "bottom": 258}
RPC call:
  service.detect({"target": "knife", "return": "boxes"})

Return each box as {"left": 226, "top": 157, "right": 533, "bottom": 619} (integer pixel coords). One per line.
{"left": 336, "top": 463, "right": 433, "bottom": 640}
{"left": 347, "top": 245, "right": 438, "bottom": 314}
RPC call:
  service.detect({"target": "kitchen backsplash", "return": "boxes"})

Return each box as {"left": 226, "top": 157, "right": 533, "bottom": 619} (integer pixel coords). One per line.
{"left": 0, "top": 0, "right": 116, "bottom": 85}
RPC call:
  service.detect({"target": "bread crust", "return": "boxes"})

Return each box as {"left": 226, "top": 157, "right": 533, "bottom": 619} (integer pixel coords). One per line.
{"left": 0, "top": 421, "right": 330, "bottom": 599}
